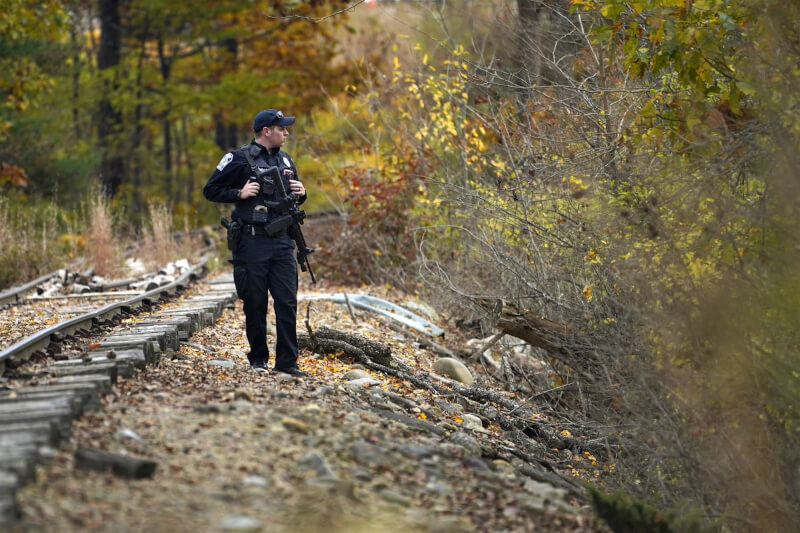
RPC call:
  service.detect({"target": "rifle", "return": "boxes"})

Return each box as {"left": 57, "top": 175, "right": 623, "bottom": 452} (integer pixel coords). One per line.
{"left": 259, "top": 166, "right": 317, "bottom": 284}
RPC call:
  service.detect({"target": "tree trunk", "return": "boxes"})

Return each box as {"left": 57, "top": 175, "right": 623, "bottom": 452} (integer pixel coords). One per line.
{"left": 157, "top": 35, "right": 173, "bottom": 200}
{"left": 71, "top": 25, "right": 81, "bottom": 140}
{"left": 214, "top": 38, "right": 240, "bottom": 152}
{"left": 131, "top": 36, "right": 147, "bottom": 214}
{"left": 514, "top": 0, "right": 577, "bottom": 94}
{"left": 97, "top": 0, "right": 124, "bottom": 197}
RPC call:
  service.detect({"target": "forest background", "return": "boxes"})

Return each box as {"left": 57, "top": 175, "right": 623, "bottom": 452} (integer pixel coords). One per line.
{"left": 2, "top": 0, "right": 799, "bottom": 531}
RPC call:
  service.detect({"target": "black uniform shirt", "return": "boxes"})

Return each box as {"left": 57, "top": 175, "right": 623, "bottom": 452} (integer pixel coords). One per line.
{"left": 203, "top": 140, "right": 306, "bottom": 224}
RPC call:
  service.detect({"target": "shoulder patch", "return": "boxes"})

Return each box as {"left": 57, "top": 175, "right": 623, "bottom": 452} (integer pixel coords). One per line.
{"left": 283, "top": 156, "right": 291, "bottom": 167}
{"left": 216, "top": 153, "right": 233, "bottom": 171}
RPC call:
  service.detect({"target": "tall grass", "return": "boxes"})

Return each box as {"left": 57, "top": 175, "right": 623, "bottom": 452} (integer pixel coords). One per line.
{"left": 140, "top": 201, "right": 204, "bottom": 272}
{"left": 85, "top": 192, "right": 124, "bottom": 278}
{"left": 0, "top": 196, "right": 67, "bottom": 289}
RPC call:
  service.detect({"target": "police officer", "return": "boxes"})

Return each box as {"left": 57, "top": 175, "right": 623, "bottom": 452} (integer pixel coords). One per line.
{"left": 203, "top": 109, "right": 309, "bottom": 377}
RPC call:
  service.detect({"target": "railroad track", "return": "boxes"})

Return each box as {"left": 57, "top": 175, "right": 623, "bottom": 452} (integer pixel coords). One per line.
{"left": 0, "top": 260, "right": 199, "bottom": 354}
{"left": 0, "top": 253, "right": 239, "bottom": 525}
{"left": 0, "top": 227, "right": 215, "bottom": 311}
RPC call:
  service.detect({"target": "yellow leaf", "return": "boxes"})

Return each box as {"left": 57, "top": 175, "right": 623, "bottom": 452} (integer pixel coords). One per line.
{"left": 581, "top": 285, "right": 593, "bottom": 302}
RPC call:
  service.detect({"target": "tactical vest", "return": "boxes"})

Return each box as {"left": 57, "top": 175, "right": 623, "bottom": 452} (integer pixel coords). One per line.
{"left": 231, "top": 143, "right": 296, "bottom": 225}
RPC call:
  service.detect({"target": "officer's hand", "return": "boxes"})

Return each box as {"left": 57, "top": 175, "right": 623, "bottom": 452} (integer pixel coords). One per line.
{"left": 239, "top": 181, "right": 260, "bottom": 199}
{"left": 289, "top": 180, "right": 305, "bottom": 196}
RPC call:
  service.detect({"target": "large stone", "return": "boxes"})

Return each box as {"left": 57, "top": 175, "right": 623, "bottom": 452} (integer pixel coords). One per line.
{"left": 461, "top": 414, "right": 487, "bottom": 433}
{"left": 432, "top": 358, "right": 474, "bottom": 385}
{"left": 350, "top": 441, "right": 392, "bottom": 468}
{"left": 299, "top": 452, "right": 336, "bottom": 478}
{"left": 448, "top": 432, "right": 483, "bottom": 457}
{"left": 219, "top": 515, "right": 263, "bottom": 532}
{"left": 207, "top": 359, "right": 235, "bottom": 369}
{"left": 343, "top": 369, "right": 370, "bottom": 380}
{"left": 345, "top": 377, "right": 382, "bottom": 389}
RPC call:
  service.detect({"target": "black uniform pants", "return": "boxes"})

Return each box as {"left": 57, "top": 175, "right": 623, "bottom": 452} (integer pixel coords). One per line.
{"left": 232, "top": 233, "right": 299, "bottom": 370}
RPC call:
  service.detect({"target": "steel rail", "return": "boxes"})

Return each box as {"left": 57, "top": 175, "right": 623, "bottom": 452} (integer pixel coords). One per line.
{"left": 0, "top": 253, "right": 212, "bottom": 369}
{"left": 0, "top": 226, "right": 214, "bottom": 309}
{"left": 0, "top": 272, "right": 62, "bottom": 309}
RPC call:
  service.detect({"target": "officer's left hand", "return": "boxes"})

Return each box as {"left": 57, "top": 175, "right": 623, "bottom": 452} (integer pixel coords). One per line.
{"left": 289, "top": 180, "right": 305, "bottom": 196}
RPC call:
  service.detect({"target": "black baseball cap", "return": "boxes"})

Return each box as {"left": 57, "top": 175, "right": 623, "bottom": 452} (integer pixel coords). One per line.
{"left": 253, "top": 109, "right": 295, "bottom": 131}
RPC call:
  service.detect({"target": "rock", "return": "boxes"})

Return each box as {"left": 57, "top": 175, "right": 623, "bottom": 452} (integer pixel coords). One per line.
{"left": 350, "top": 441, "right": 392, "bottom": 468}
{"left": 523, "top": 479, "right": 567, "bottom": 502}
{"left": 301, "top": 403, "right": 322, "bottom": 418}
{"left": 425, "top": 480, "right": 454, "bottom": 495}
{"left": 234, "top": 389, "right": 254, "bottom": 402}
{"left": 242, "top": 475, "right": 269, "bottom": 487}
{"left": 492, "top": 459, "right": 515, "bottom": 474}
{"left": 343, "top": 369, "right": 370, "bottom": 380}
{"left": 195, "top": 403, "right": 224, "bottom": 414}
{"left": 432, "top": 358, "right": 474, "bottom": 385}
{"left": 434, "top": 399, "right": 462, "bottom": 414}
{"left": 219, "top": 515, "right": 263, "bottom": 532}
{"left": 518, "top": 495, "right": 546, "bottom": 514}
{"left": 299, "top": 452, "right": 336, "bottom": 478}
{"left": 374, "top": 401, "right": 403, "bottom": 413}
{"left": 461, "top": 414, "right": 486, "bottom": 432}
{"left": 448, "top": 432, "right": 482, "bottom": 457}
{"left": 397, "top": 445, "right": 437, "bottom": 459}
{"left": 345, "top": 377, "right": 382, "bottom": 388}
{"left": 462, "top": 456, "right": 491, "bottom": 472}
{"left": 208, "top": 359, "right": 236, "bottom": 369}
{"left": 379, "top": 488, "right": 411, "bottom": 506}
{"left": 117, "top": 428, "right": 143, "bottom": 443}
{"left": 305, "top": 477, "right": 358, "bottom": 500}
{"left": 229, "top": 400, "right": 254, "bottom": 411}
{"left": 281, "top": 417, "right": 310, "bottom": 434}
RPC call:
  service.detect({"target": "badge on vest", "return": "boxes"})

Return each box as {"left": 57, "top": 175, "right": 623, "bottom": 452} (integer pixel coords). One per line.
{"left": 217, "top": 153, "right": 233, "bottom": 170}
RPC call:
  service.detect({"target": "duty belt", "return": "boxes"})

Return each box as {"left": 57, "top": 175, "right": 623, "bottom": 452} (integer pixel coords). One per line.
{"left": 243, "top": 224, "right": 287, "bottom": 237}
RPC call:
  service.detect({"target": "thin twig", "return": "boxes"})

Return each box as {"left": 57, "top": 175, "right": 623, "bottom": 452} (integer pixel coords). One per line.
{"left": 469, "top": 331, "right": 504, "bottom": 360}
{"left": 342, "top": 292, "right": 359, "bottom": 324}
{"left": 304, "top": 302, "right": 317, "bottom": 351}
{"left": 266, "top": 0, "right": 367, "bottom": 23}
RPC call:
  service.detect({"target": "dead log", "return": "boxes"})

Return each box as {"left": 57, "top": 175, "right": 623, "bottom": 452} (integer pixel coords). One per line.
{"left": 298, "top": 326, "right": 393, "bottom": 366}
{"left": 486, "top": 301, "right": 580, "bottom": 357}
{"left": 74, "top": 447, "right": 157, "bottom": 479}
{"left": 479, "top": 300, "right": 600, "bottom": 380}
{"left": 302, "top": 325, "right": 607, "bottom": 458}
{"left": 361, "top": 358, "right": 608, "bottom": 457}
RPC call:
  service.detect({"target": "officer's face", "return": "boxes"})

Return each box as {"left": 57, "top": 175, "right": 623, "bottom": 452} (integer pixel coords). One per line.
{"left": 262, "top": 125, "right": 290, "bottom": 149}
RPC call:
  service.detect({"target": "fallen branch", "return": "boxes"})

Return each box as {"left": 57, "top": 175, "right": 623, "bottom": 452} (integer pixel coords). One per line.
{"left": 479, "top": 300, "right": 600, "bottom": 380}
{"left": 301, "top": 326, "right": 609, "bottom": 458}
{"left": 74, "top": 447, "right": 157, "bottom": 479}
{"left": 298, "top": 326, "right": 394, "bottom": 366}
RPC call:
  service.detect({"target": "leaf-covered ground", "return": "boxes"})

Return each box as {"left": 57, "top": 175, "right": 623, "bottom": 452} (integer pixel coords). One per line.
{"left": 12, "top": 277, "right": 604, "bottom": 532}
